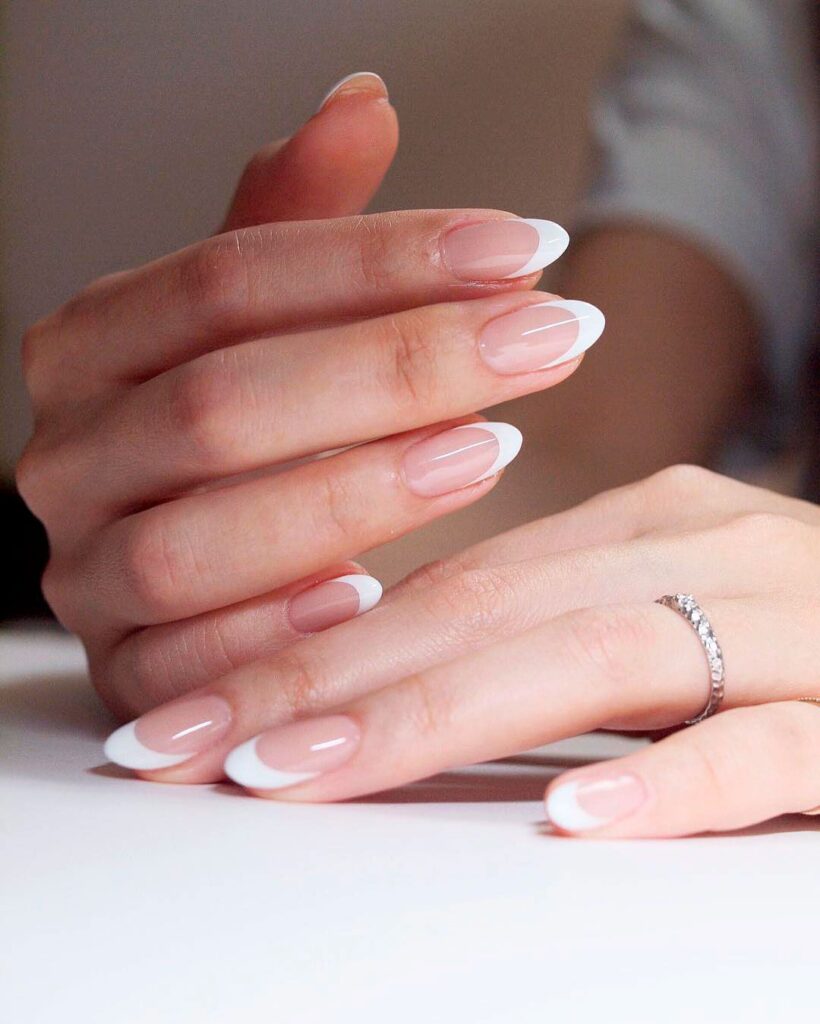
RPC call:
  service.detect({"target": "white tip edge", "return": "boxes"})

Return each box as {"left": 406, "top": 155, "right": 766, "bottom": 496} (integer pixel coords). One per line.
{"left": 531, "top": 299, "right": 606, "bottom": 368}
{"left": 103, "top": 720, "right": 189, "bottom": 771}
{"left": 503, "top": 219, "right": 570, "bottom": 278}
{"left": 318, "top": 71, "right": 386, "bottom": 111}
{"left": 451, "top": 421, "right": 523, "bottom": 485}
{"left": 332, "top": 574, "right": 383, "bottom": 614}
{"left": 224, "top": 737, "right": 318, "bottom": 791}
{"left": 545, "top": 780, "right": 606, "bottom": 832}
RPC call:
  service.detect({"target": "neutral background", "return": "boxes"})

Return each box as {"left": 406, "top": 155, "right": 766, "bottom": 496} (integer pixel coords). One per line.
{"left": 1, "top": 0, "right": 626, "bottom": 478}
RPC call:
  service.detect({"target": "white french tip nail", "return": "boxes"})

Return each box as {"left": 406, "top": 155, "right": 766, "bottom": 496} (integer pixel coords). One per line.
{"left": 332, "top": 574, "right": 383, "bottom": 614}
{"left": 103, "top": 721, "right": 189, "bottom": 771}
{"left": 503, "top": 219, "right": 570, "bottom": 278}
{"left": 453, "top": 421, "right": 523, "bottom": 484}
{"left": 545, "top": 781, "right": 607, "bottom": 832}
{"left": 533, "top": 299, "right": 606, "bottom": 368}
{"left": 317, "top": 71, "right": 387, "bottom": 112}
{"left": 224, "top": 738, "right": 317, "bottom": 791}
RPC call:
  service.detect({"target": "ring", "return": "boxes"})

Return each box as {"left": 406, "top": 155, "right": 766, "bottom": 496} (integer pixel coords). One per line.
{"left": 655, "top": 593, "right": 725, "bottom": 725}
{"left": 797, "top": 699, "right": 820, "bottom": 815}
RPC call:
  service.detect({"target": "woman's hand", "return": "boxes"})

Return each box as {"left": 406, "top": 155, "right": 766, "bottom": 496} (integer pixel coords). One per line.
{"left": 18, "top": 74, "right": 598, "bottom": 718}
{"left": 106, "top": 466, "right": 820, "bottom": 838}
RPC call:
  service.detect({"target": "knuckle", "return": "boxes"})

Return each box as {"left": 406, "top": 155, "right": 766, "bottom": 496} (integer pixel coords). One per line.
{"left": 395, "top": 555, "right": 469, "bottom": 597}
{"left": 312, "top": 470, "right": 363, "bottom": 545}
{"left": 685, "top": 734, "right": 731, "bottom": 806}
{"left": 720, "top": 511, "right": 801, "bottom": 553}
{"left": 642, "top": 464, "right": 722, "bottom": 503}
{"left": 277, "top": 652, "right": 329, "bottom": 720}
{"left": 379, "top": 309, "right": 443, "bottom": 412}
{"left": 425, "top": 566, "right": 520, "bottom": 643}
{"left": 353, "top": 214, "right": 400, "bottom": 293}
{"left": 167, "top": 355, "right": 240, "bottom": 466}
{"left": 403, "top": 672, "right": 453, "bottom": 739}
{"left": 559, "top": 605, "right": 656, "bottom": 693}
{"left": 40, "top": 557, "right": 74, "bottom": 629}
{"left": 179, "top": 234, "right": 253, "bottom": 332}
{"left": 20, "top": 314, "right": 62, "bottom": 404}
{"left": 120, "top": 515, "right": 190, "bottom": 621}
{"left": 14, "top": 442, "right": 53, "bottom": 519}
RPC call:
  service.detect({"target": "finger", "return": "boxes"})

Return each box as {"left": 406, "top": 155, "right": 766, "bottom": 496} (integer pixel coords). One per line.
{"left": 215, "top": 597, "right": 820, "bottom": 800}
{"left": 54, "top": 291, "right": 595, "bottom": 518}
{"left": 94, "top": 564, "right": 382, "bottom": 718}
{"left": 102, "top": 592, "right": 818, "bottom": 786}
{"left": 57, "top": 419, "right": 523, "bottom": 631}
{"left": 392, "top": 466, "right": 820, "bottom": 596}
{"left": 544, "top": 701, "right": 820, "bottom": 838}
{"left": 97, "top": 511, "right": 806, "bottom": 740}
{"left": 221, "top": 73, "right": 398, "bottom": 230}
{"left": 25, "top": 210, "right": 565, "bottom": 405}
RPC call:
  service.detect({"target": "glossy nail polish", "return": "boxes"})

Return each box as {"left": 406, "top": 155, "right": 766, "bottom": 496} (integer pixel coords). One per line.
{"left": 317, "top": 71, "right": 388, "bottom": 112}
{"left": 443, "top": 218, "right": 569, "bottom": 281}
{"left": 402, "top": 422, "right": 522, "bottom": 498}
{"left": 288, "top": 574, "right": 382, "bottom": 634}
{"left": 546, "top": 772, "right": 648, "bottom": 832}
{"left": 480, "top": 299, "right": 605, "bottom": 374}
{"left": 225, "top": 715, "right": 360, "bottom": 790}
{"left": 104, "top": 695, "right": 232, "bottom": 771}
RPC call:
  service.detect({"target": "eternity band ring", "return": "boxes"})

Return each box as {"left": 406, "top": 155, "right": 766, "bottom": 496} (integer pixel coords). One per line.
{"left": 655, "top": 593, "right": 725, "bottom": 726}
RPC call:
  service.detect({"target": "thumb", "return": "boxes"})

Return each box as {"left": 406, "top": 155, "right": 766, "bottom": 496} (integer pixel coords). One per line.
{"left": 220, "top": 72, "right": 398, "bottom": 232}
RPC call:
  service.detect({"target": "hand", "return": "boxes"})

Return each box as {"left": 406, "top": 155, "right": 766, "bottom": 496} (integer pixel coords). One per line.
{"left": 106, "top": 466, "right": 820, "bottom": 838}
{"left": 18, "top": 74, "right": 596, "bottom": 718}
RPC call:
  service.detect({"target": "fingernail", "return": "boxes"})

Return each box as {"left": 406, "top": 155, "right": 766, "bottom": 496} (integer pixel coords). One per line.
{"left": 480, "top": 300, "right": 605, "bottom": 375}
{"left": 546, "top": 772, "right": 648, "bottom": 832}
{"left": 443, "top": 218, "right": 569, "bottom": 281}
{"left": 317, "top": 71, "right": 388, "bottom": 112}
{"left": 288, "top": 574, "right": 382, "bottom": 634}
{"left": 225, "top": 715, "right": 360, "bottom": 790}
{"left": 104, "top": 695, "right": 232, "bottom": 771}
{"left": 402, "top": 422, "right": 522, "bottom": 498}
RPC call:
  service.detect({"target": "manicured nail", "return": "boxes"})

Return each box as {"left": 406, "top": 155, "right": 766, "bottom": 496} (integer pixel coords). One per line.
{"left": 288, "top": 573, "right": 382, "bottom": 634}
{"left": 480, "top": 300, "right": 605, "bottom": 375}
{"left": 225, "top": 715, "right": 360, "bottom": 790}
{"left": 317, "top": 71, "right": 388, "bottom": 112}
{"left": 443, "top": 218, "right": 569, "bottom": 281}
{"left": 546, "top": 772, "right": 648, "bottom": 832}
{"left": 402, "top": 422, "right": 522, "bottom": 498}
{"left": 104, "top": 695, "right": 232, "bottom": 771}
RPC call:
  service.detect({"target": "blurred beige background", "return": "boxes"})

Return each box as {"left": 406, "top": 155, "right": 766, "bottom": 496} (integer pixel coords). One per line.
{"left": 2, "top": 0, "right": 626, "bottom": 576}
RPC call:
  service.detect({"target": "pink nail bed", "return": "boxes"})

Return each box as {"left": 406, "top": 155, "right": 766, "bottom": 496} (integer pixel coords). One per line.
{"left": 402, "top": 422, "right": 522, "bottom": 498}
{"left": 224, "top": 715, "right": 361, "bottom": 790}
{"left": 104, "top": 695, "right": 232, "bottom": 771}
{"left": 288, "top": 574, "right": 382, "bottom": 634}
{"left": 443, "top": 218, "right": 569, "bottom": 280}
{"left": 479, "top": 300, "right": 605, "bottom": 374}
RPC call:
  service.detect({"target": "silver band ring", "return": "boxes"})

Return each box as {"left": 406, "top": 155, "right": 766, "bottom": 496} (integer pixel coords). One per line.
{"left": 655, "top": 593, "right": 725, "bottom": 725}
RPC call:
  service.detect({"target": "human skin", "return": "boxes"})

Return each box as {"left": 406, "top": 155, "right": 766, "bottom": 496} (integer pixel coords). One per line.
{"left": 17, "top": 75, "right": 600, "bottom": 717}
{"left": 106, "top": 466, "right": 820, "bottom": 838}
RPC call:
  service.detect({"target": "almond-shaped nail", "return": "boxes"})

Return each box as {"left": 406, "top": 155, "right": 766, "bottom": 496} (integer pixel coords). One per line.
{"left": 104, "top": 695, "right": 232, "bottom": 771}
{"left": 443, "top": 218, "right": 569, "bottom": 281}
{"left": 225, "top": 715, "right": 360, "bottom": 791}
{"left": 317, "top": 71, "right": 388, "bottom": 112}
{"left": 288, "top": 574, "right": 382, "bottom": 634}
{"left": 480, "top": 299, "right": 605, "bottom": 375}
{"left": 402, "top": 422, "right": 522, "bottom": 498}
{"left": 546, "top": 772, "right": 648, "bottom": 832}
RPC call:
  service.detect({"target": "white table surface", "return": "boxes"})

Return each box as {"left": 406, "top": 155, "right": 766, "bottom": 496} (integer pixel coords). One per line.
{"left": 2, "top": 625, "right": 818, "bottom": 1024}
